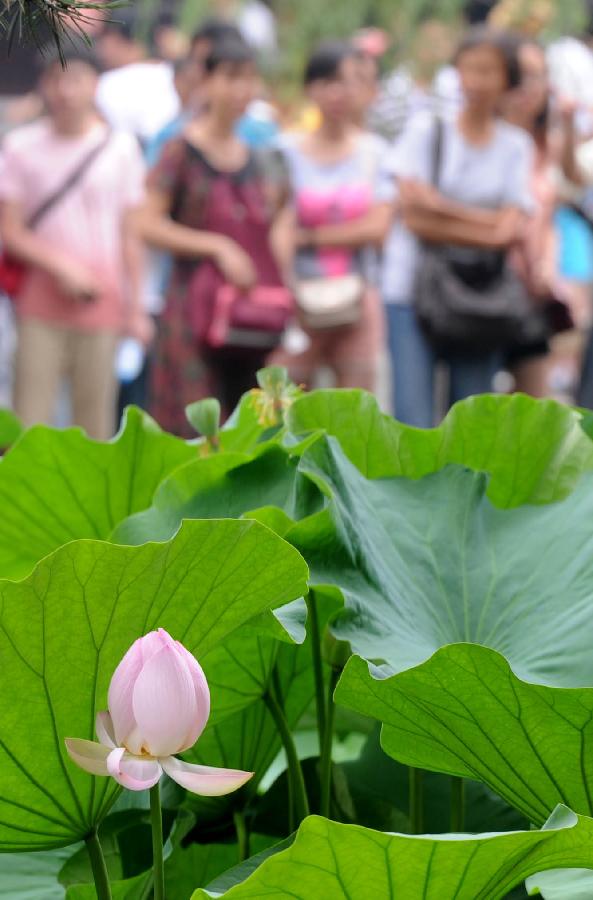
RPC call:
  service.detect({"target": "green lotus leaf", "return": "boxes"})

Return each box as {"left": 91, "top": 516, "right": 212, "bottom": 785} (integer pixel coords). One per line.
{"left": 0, "top": 519, "right": 308, "bottom": 850}
{"left": 337, "top": 645, "right": 593, "bottom": 827}
{"left": 287, "top": 390, "right": 593, "bottom": 507}
{"left": 0, "top": 407, "right": 195, "bottom": 580}
{"left": 288, "top": 438, "right": 593, "bottom": 685}
{"left": 0, "top": 409, "right": 22, "bottom": 451}
{"left": 191, "top": 807, "right": 593, "bottom": 900}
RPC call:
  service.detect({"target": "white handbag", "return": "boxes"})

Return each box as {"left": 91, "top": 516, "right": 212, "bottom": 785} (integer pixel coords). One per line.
{"left": 294, "top": 134, "right": 378, "bottom": 331}
{"left": 295, "top": 273, "right": 365, "bottom": 330}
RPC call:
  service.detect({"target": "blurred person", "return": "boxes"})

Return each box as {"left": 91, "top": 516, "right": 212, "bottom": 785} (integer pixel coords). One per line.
{"left": 0, "top": 48, "right": 150, "bottom": 439}
{"left": 95, "top": 11, "right": 180, "bottom": 148}
{"left": 501, "top": 37, "right": 564, "bottom": 396}
{"left": 135, "top": 39, "right": 293, "bottom": 436}
{"left": 350, "top": 48, "right": 381, "bottom": 130}
{"left": 554, "top": 94, "right": 593, "bottom": 407}
{"left": 151, "top": 13, "right": 190, "bottom": 64}
{"left": 369, "top": 12, "right": 461, "bottom": 142}
{"left": 237, "top": 0, "right": 278, "bottom": 55}
{"left": 270, "top": 41, "right": 394, "bottom": 392}
{"left": 546, "top": 2, "right": 593, "bottom": 136}
{"left": 189, "top": 17, "right": 244, "bottom": 67}
{"left": 190, "top": 17, "right": 279, "bottom": 149}
{"left": 352, "top": 28, "right": 390, "bottom": 60}
{"left": 210, "top": 0, "right": 278, "bottom": 54}
{"left": 383, "top": 27, "right": 534, "bottom": 427}
{"left": 113, "top": 55, "right": 205, "bottom": 419}
{"left": 464, "top": 0, "right": 499, "bottom": 24}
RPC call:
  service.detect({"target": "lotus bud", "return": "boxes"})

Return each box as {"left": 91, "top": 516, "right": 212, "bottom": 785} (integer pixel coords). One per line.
{"left": 66, "top": 629, "right": 253, "bottom": 795}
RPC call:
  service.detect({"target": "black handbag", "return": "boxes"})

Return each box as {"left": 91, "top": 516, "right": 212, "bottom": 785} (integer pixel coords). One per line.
{"left": 414, "top": 117, "right": 546, "bottom": 351}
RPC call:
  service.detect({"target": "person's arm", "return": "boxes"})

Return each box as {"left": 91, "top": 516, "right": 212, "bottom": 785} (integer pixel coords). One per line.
{"left": 269, "top": 204, "right": 295, "bottom": 283}
{"left": 298, "top": 201, "right": 394, "bottom": 250}
{"left": 399, "top": 179, "right": 525, "bottom": 248}
{"left": 133, "top": 186, "right": 257, "bottom": 290}
{"left": 555, "top": 97, "right": 589, "bottom": 187}
{"left": 120, "top": 209, "right": 154, "bottom": 344}
{"left": 403, "top": 205, "right": 525, "bottom": 249}
{"left": 0, "top": 199, "right": 101, "bottom": 299}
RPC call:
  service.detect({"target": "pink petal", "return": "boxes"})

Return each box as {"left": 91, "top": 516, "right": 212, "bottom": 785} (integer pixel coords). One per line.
{"left": 108, "top": 638, "right": 144, "bottom": 746}
{"left": 161, "top": 756, "right": 253, "bottom": 796}
{"left": 132, "top": 644, "right": 198, "bottom": 757}
{"left": 106, "top": 747, "right": 162, "bottom": 791}
{"left": 96, "top": 711, "right": 116, "bottom": 749}
{"left": 139, "top": 629, "right": 169, "bottom": 663}
{"left": 65, "top": 739, "right": 110, "bottom": 776}
{"left": 175, "top": 641, "right": 211, "bottom": 748}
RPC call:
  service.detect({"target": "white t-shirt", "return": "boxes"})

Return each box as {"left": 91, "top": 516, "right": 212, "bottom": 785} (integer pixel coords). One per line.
{"left": 96, "top": 62, "right": 180, "bottom": 145}
{"left": 547, "top": 37, "right": 593, "bottom": 133}
{"left": 382, "top": 112, "right": 534, "bottom": 303}
{"left": 238, "top": 1, "right": 277, "bottom": 52}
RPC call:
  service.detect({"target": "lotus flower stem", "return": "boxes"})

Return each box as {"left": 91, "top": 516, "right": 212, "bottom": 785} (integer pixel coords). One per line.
{"left": 409, "top": 768, "right": 424, "bottom": 834}
{"left": 233, "top": 809, "right": 250, "bottom": 861}
{"left": 450, "top": 776, "right": 465, "bottom": 832}
{"left": 264, "top": 676, "right": 309, "bottom": 827}
{"left": 150, "top": 782, "right": 165, "bottom": 900}
{"left": 320, "top": 667, "right": 339, "bottom": 819}
{"left": 85, "top": 828, "right": 112, "bottom": 900}
{"left": 306, "top": 592, "right": 327, "bottom": 746}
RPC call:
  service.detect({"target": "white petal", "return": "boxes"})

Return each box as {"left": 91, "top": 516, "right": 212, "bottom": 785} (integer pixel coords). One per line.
{"left": 96, "top": 711, "right": 116, "bottom": 749}
{"left": 65, "top": 739, "right": 110, "bottom": 776}
{"left": 106, "top": 747, "right": 162, "bottom": 791}
{"left": 132, "top": 644, "right": 197, "bottom": 757}
{"left": 161, "top": 756, "right": 253, "bottom": 796}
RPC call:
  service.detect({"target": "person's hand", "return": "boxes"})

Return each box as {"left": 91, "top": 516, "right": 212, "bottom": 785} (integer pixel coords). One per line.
{"left": 126, "top": 309, "right": 155, "bottom": 346}
{"left": 556, "top": 94, "right": 578, "bottom": 126}
{"left": 214, "top": 238, "right": 257, "bottom": 291}
{"left": 54, "top": 259, "right": 101, "bottom": 303}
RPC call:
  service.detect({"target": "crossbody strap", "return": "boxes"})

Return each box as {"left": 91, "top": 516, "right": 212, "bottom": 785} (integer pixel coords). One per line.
{"left": 430, "top": 116, "right": 444, "bottom": 189}
{"left": 28, "top": 130, "right": 112, "bottom": 229}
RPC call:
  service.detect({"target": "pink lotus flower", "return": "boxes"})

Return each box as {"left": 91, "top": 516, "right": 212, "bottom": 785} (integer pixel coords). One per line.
{"left": 65, "top": 629, "right": 253, "bottom": 795}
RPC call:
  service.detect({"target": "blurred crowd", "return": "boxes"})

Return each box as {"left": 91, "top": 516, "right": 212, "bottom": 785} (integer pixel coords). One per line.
{"left": 3, "top": 0, "right": 593, "bottom": 438}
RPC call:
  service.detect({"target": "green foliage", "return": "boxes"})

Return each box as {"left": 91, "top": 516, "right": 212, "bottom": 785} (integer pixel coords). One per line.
{"left": 5, "top": 382, "right": 593, "bottom": 896}
{"left": 0, "top": 407, "right": 194, "bottom": 580}
{"left": 288, "top": 389, "right": 593, "bottom": 507}
{"left": 0, "top": 519, "right": 307, "bottom": 850}
{"left": 0, "top": 409, "right": 22, "bottom": 451}
{"left": 190, "top": 809, "right": 593, "bottom": 900}
{"left": 337, "top": 645, "right": 593, "bottom": 826}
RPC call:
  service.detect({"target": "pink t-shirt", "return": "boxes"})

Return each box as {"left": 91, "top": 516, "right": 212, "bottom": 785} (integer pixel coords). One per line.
{"left": 0, "top": 119, "right": 145, "bottom": 331}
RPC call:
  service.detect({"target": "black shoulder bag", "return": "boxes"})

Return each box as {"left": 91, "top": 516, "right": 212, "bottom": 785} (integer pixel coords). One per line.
{"left": 413, "top": 117, "right": 545, "bottom": 352}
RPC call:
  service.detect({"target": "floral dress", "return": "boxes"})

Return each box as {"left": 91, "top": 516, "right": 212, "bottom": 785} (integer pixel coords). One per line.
{"left": 148, "top": 137, "right": 285, "bottom": 437}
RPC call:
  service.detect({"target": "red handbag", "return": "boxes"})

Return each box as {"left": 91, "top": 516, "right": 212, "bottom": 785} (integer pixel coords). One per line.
{"left": 189, "top": 263, "right": 293, "bottom": 350}
{"left": 0, "top": 255, "right": 26, "bottom": 298}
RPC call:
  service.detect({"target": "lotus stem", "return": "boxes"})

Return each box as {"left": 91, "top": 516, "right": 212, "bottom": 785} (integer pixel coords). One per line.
{"left": 320, "top": 667, "right": 339, "bottom": 819}
{"left": 306, "top": 591, "right": 327, "bottom": 748}
{"left": 450, "top": 776, "right": 465, "bottom": 832}
{"left": 233, "top": 808, "right": 250, "bottom": 861}
{"left": 265, "top": 675, "right": 310, "bottom": 829}
{"left": 150, "top": 781, "right": 165, "bottom": 900}
{"left": 85, "top": 828, "right": 112, "bottom": 900}
{"left": 409, "top": 768, "right": 424, "bottom": 834}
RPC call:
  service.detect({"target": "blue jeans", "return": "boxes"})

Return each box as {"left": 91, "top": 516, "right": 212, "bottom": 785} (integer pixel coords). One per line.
{"left": 386, "top": 303, "right": 501, "bottom": 428}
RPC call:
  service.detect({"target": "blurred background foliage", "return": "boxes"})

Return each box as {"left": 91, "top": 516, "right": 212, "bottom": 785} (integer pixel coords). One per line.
{"left": 1, "top": 0, "right": 589, "bottom": 87}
